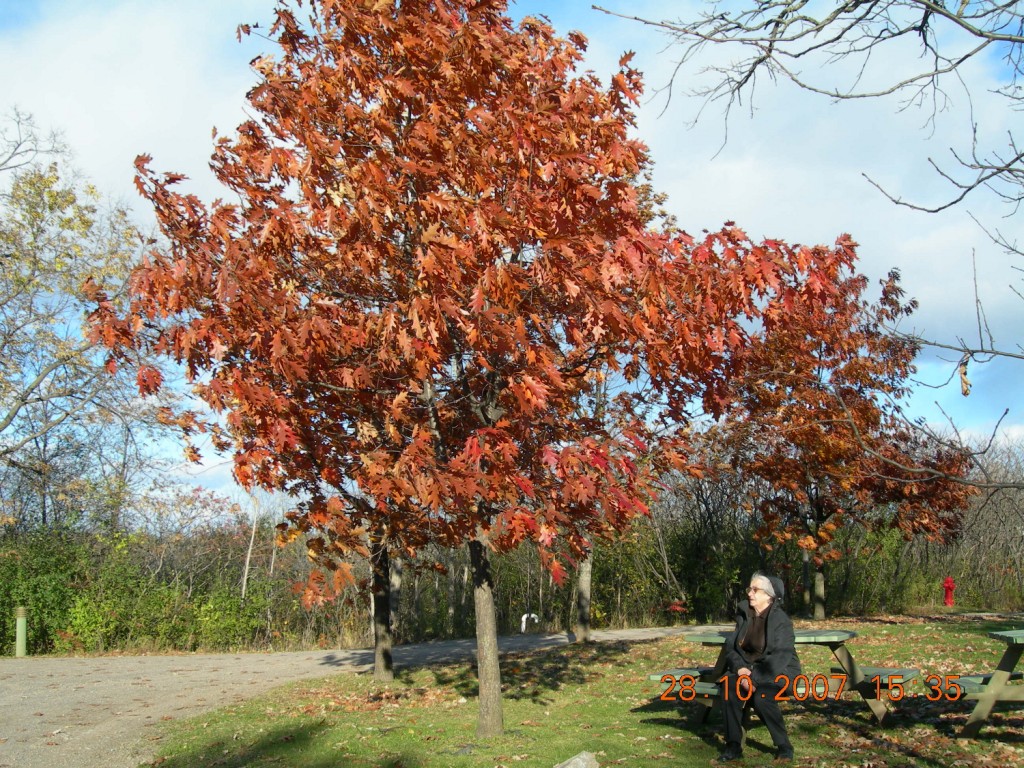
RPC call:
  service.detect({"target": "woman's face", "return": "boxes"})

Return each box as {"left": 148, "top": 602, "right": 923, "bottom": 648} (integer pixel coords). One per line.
{"left": 747, "top": 579, "right": 773, "bottom": 613}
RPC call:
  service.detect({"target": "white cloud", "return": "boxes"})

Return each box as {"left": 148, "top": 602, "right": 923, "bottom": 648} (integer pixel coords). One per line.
{"left": 2, "top": 0, "right": 268, "bottom": 206}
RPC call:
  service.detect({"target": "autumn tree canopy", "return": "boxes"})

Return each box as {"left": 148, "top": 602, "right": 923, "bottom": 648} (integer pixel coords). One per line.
{"left": 90, "top": 0, "right": 871, "bottom": 734}
{"left": 705, "top": 265, "right": 976, "bottom": 615}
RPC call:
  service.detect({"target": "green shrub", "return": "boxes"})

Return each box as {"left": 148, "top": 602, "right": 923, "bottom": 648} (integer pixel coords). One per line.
{"left": 195, "top": 582, "right": 271, "bottom": 650}
{"left": 0, "top": 532, "right": 90, "bottom": 654}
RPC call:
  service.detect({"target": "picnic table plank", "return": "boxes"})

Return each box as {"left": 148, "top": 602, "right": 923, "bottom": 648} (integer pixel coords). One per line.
{"left": 952, "top": 671, "right": 1024, "bottom": 695}
{"left": 647, "top": 667, "right": 713, "bottom": 682}
{"left": 794, "top": 630, "right": 857, "bottom": 643}
{"left": 988, "top": 629, "right": 1024, "bottom": 644}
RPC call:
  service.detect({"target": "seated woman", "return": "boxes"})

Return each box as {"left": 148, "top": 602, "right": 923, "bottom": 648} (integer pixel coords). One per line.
{"left": 717, "top": 572, "right": 799, "bottom": 763}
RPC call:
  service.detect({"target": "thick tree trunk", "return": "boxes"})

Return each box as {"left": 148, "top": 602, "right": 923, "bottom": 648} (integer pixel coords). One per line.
{"left": 813, "top": 566, "right": 826, "bottom": 620}
{"left": 469, "top": 538, "right": 503, "bottom": 737}
{"left": 371, "top": 540, "right": 394, "bottom": 682}
{"left": 576, "top": 551, "right": 593, "bottom": 643}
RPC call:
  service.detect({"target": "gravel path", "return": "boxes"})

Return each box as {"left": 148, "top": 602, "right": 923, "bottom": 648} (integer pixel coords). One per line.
{"left": 0, "top": 627, "right": 691, "bottom": 768}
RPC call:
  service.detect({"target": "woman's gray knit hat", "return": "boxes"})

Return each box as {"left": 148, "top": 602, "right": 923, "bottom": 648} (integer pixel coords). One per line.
{"left": 753, "top": 572, "right": 785, "bottom": 600}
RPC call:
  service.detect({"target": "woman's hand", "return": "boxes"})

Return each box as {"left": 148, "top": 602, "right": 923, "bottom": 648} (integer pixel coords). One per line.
{"left": 738, "top": 667, "right": 755, "bottom": 693}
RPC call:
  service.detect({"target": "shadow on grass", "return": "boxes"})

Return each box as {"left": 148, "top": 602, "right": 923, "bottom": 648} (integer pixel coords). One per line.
{"left": 793, "top": 699, "right": 965, "bottom": 767}
{"left": 149, "top": 720, "right": 426, "bottom": 768}
{"left": 425, "top": 639, "right": 644, "bottom": 706}
{"left": 885, "top": 612, "right": 1024, "bottom": 639}
{"left": 892, "top": 697, "right": 1024, "bottom": 742}
{"left": 631, "top": 687, "right": 1024, "bottom": 766}
{"left": 959, "top": 617, "right": 1024, "bottom": 638}
{"left": 630, "top": 693, "right": 728, "bottom": 758}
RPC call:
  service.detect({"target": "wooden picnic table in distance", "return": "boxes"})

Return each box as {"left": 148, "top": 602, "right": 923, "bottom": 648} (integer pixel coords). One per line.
{"left": 675, "top": 627, "right": 909, "bottom": 723}
{"left": 960, "top": 629, "right": 1024, "bottom": 737}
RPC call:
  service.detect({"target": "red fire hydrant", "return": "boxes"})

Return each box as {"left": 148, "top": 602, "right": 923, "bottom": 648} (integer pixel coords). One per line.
{"left": 943, "top": 576, "right": 956, "bottom": 607}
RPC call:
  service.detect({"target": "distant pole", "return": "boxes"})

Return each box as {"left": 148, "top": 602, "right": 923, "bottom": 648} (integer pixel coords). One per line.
{"left": 15, "top": 606, "right": 28, "bottom": 657}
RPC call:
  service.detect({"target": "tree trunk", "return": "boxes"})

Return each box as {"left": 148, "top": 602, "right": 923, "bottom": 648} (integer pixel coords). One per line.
{"left": 446, "top": 561, "right": 457, "bottom": 636}
{"left": 469, "top": 538, "right": 503, "bottom": 737}
{"left": 813, "top": 566, "right": 826, "bottom": 620}
{"left": 802, "top": 549, "right": 811, "bottom": 617}
{"left": 459, "top": 563, "right": 470, "bottom": 634}
{"left": 241, "top": 505, "right": 259, "bottom": 602}
{"left": 537, "top": 560, "right": 545, "bottom": 627}
{"left": 390, "top": 553, "right": 403, "bottom": 644}
{"left": 371, "top": 539, "right": 394, "bottom": 682}
{"left": 576, "top": 550, "right": 593, "bottom": 643}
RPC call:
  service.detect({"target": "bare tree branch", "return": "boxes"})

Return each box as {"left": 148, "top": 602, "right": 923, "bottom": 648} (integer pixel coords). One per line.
{"left": 595, "top": 1, "right": 1024, "bottom": 222}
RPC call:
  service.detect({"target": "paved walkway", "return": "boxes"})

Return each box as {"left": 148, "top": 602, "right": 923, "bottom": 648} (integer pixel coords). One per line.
{"left": 0, "top": 627, "right": 690, "bottom": 768}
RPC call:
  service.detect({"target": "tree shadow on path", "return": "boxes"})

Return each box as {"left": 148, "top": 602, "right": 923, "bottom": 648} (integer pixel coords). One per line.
{"left": 427, "top": 638, "right": 652, "bottom": 706}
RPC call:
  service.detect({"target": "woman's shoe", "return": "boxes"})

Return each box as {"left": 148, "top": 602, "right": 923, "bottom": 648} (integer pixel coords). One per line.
{"left": 773, "top": 745, "right": 795, "bottom": 762}
{"left": 716, "top": 743, "right": 743, "bottom": 763}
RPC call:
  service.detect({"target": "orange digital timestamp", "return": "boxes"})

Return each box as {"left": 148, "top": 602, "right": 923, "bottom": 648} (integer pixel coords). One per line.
{"left": 659, "top": 674, "right": 700, "bottom": 702}
{"left": 768, "top": 673, "right": 847, "bottom": 702}
{"left": 869, "top": 674, "right": 964, "bottom": 701}
{"left": 658, "top": 673, "right": 851, "bottom": 702}
{"left": 738, "top": 673, "right": 849, "bottom": 702}
{"left": 660, "top": 673, "right": 966, "bottom": 703}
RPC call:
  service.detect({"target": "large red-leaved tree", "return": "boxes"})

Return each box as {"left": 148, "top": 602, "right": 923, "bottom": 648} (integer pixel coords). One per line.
{"left": 89, "top": 0, "right": 862, "bottom": 736}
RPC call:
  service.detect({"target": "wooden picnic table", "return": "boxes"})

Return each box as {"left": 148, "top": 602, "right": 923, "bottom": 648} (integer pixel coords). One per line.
{"left": 960, "top": 629, "right": 1024, "bottom": 737}
{"left": 664, "top": 626, "right": 915, "bottom": 723}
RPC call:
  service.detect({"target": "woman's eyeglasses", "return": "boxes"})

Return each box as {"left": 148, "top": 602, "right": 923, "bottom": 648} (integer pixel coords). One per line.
{"left": 746, "top": 586, "right": 765, "bottom": 594}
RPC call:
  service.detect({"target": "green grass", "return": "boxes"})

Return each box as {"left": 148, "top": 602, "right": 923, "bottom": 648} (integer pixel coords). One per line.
{"left": 144, "top": 614, "right": 1024, "bottom": 767}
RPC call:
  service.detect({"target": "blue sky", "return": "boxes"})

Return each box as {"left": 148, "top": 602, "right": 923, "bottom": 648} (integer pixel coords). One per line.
{"left": 0, "top": 3, "right": 38, "bottom": 28}
{"left": 2, "top": 0, "right": 1021, "bottom": 486}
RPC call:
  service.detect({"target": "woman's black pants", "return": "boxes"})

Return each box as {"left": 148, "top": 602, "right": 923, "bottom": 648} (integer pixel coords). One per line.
{"left": 720, "top": 675, "right": 792, "bottom": 750}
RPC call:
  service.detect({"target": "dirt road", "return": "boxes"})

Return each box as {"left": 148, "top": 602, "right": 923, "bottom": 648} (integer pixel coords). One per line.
{"left": 0, "top": 627, "right": 689, "bottom": 768}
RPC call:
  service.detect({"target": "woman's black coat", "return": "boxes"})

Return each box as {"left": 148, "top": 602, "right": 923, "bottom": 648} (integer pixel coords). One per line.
{"left": 724, "top": 595, "right": 801, "bottom": 688}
